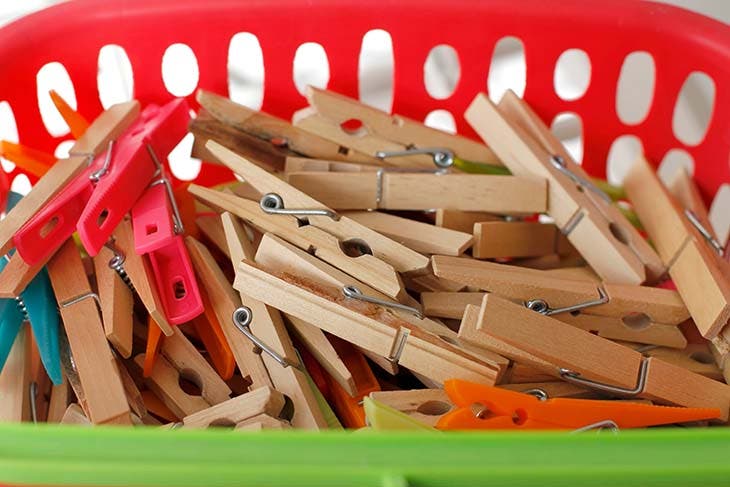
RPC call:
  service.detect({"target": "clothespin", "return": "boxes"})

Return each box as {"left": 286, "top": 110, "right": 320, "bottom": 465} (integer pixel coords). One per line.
{"left": 432, "top": 256, "right": 689, "bottom": 332}
{"left": 92, "top": 245, "right": 134, "bottom": 358}
{"left": 363, "top": 397, "right": 436, "bottom": 431}
{"left": 368, "top": 389, "right": 452, "bottom": 427}
{"left": 0, "top": 192, "right": 61, "bottom": 384}
{"left": 624, "top": 156, "right": 730, "bottom": 340}
{"left": 0, "top": 141, "right": 56, "bottom": 178}
{"left": 0, "top": 101, "right": 141, "bottom": 298}
{"left": 436, "top": 379, "right": 720, "bottom": 430}
{"left": 192, "top": 90, "right": 379, "bottom": 170}
{"left": 134, "top": 328, "right": 231, "bottom": 419}
{"left": 182, "top": 385, "right": 285, "bottom": 429}
{"left": 285, "top": 168, "right": 546, "bottom": 214}
{"left": 190, "top": 286, "right": 236, "bottom": 380}
{"left": 233, "top": 256, "right": 503, "bottom": 387}
{"left": 13, "top": 98, "right": 190, "bottom": 266}
{"left": 463, "top": 294, "right": 730, "bottom": 420}
{"left": 143, "top": 316, "right": 164, "bottom": 377}
{"left": 219, "top": 214, "right": 329, "bottom": 429}
{"left": 293, "top": 87, "right": 503, "bottom": 172}
{"left": 435, "top": 210, "right": 502, "bottom": 233}
{"left": 322, "top": 336, "right": 380, "bottom": 428}
{"left": 49, "top": 90, "right": 89, "bottom": 139}
{"left": 46, "top": 380, "right": 71, "bottom": 423}
{"left": 46, "top": 239, "right": 131, "bottom": 425}
{"left": 0, "top": 325, "right": 31, "bottom": 422}
{"left": 131, "top": 174, "right": 204, "bottom": 325}
{"left": 471, "top": 221, "right": 568, "bottom": 259}
{"left": 465, "top": 90, "right": 664, "bottom": 285}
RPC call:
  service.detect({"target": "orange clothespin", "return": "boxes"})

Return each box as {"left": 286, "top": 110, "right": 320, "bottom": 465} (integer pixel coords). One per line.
{"left": 0, "top": 141, "right": 56, "bottom": 178}
{"left": 436, "top": 379, "right": 721, "bottom": 430}
{"left": 191, "top": 286, "right": 236, "bottom": 380}
{"left": 324, "top": 336, "right": 380, "bottom": 428}
{"left": 143, "top": 316, "right": 164, "bottom": 378}
{"left": 49, "top": 90, "right": 90, "bottom": 138}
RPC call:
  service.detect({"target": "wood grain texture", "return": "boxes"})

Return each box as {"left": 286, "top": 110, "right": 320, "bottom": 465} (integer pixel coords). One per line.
{"left": 182, "top": 386, "right": 285, "bottom": 428}
{"left": 94, "top": 246, "right": 133, "bottom": 358}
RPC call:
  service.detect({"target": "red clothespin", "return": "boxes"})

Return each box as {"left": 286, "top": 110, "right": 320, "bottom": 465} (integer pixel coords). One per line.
{"left": 13, "top": 98, "right": 190, "bottom": 265}
{"left": 436, "top": 379, "right": 721, "bottom": 430}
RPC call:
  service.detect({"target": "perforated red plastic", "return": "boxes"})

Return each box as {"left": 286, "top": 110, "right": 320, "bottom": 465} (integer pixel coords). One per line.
{"left": 0, "top": 0, "right": 728, "bottom": 199}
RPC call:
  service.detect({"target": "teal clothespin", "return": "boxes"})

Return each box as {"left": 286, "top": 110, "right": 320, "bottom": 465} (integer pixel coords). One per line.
{"left": 0, "top": 191, "right": 61, "bottom": 384}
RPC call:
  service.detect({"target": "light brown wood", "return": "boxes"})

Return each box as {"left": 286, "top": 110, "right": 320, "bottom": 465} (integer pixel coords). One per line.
{"left": 422, "top": 292, "right": 484, "bottom": 319}
{"left": 625, "top": 155, "right": 730, "bottom": 338}
{"left": 202, "top": 140, "right": 430, "bottom": 274}
{"left": 189, "top": 185, "right": 407, "bottom": 301}
{"left": 235, "top": 413, "right": 292, "bottom": 430}
{"left": 432, "top": 256, "right": 688, "bottom": 324}
{"left": 113, "top": 353, "right": 147, "bottom": 419}
{"left": 304, "top": 87, "right": 500, "bottom": 167}
{"left": 0, "top": 254, "right": 44, "bottom": 298}
{"left": 113, "top": 217, "right": 172, "bottom": 336}
{"left": 60, "top": 404, "right": 91, "bottom": 425}
{"left": 93, "top": 246, "right": 134, "bottom": 358}
{"left": 0, "top": 327, "right": 31, "bottom": 423}
{"left": 160, "top": 328, "right": 232, "bottom": 406}
{"left": 195, "top": 214, "right": 231, "bottom": 259}
{"left": 667, "top": 167, "right": 715, "bottom": 238}
{"left": 220, "top": 216, "right": 327, "bottom": 429}
{"left": 286, "top": 172, "right": 547, "bottom": 214}
{"left": 0, "top": 101, "right": 140, "bottom": 258}
{"left": 499, "top": 382, "right": 594, "bottom": 399}
{"left": 284, "top": 156, "right": 378, "bottom": 174}
{"left": 369, "top": 389, "right": 452, "bottom": 427}
{"left": 556, "top": 312, "right": 687, "bottom": 349}
{"left": 343, "top": 211, "right": 473, "bottom": 256}
{"left": 234, "top": 260, "right": 501, "bottom": 386}
{"left": 503, "top": 364, "right": 556, "bottom": 384}
{"left": 541, "top": 266, "right": 600, "bottom": 282}
{"left": 182, "top": 386, "right": 286, "bottom": 428}
{"left": 435, "top": 210, "right": 501, "bottom": 233}
{"left": 472, "top": 221, "right": 557, "bottom": 259}
{"left": 46, "top": 380, "right": 71, "bottom": 423}
{"left": 47, "top": 240, "right": 131, "bottom": 425}
{"left": 466, "top": 91, "right": 663, "bottom": 284}
{"left": 404, "top": 273, "right": 466, "bottom": 293}
{"left": 133, "top": 353, "right": 212, "bottom": 419}
{"left": 185, "top": 236, "right": 272, "bottom": 390}
{"left": 710, "top": 337, "right": 730, "bottom": 384}
{"left": 196, "top": 89, "right": 379, "bottom": 165}
{"left": 641, "top": 344, "right": 722, "bottom": 380}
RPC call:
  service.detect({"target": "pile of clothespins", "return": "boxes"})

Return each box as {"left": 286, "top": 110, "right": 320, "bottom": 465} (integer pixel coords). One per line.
{"left": 0, "top": 84, "right": 729, "bottom": 432}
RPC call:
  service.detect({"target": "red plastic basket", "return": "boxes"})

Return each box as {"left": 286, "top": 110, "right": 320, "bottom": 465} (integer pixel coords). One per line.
{"left": 0, "top": 0, "right": 729, "bottom": 201}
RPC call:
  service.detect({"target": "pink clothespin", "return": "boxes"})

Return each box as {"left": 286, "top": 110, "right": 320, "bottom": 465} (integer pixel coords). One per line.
{"left": 131, "top": 179, "right": 203, "bottom": 325}
{"left": 13, "top": 99, "right": 190, "bottom": 264}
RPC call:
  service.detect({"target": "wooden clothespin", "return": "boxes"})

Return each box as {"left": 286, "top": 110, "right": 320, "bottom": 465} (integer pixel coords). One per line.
{"left": 0, "top": 326, "right": 31, "bottom": 423}
{"left": 465, "top": 90, "right": 664, "bottom": 285}
{"left": 192, "top": 90, "right": 379, "bottom": 170}
{"left": 285, "top": 170, "right": 546, "bottom": 214}
{"left": 93, "top": 245, "right": 134, "bottom": 358}
{"left": 182, "top": 385, "right": 285, "bottom": 429}
{"left": 369, "top": 389, "right": 452, "bottom": 427}
{"left": 195, "top": 214, "right": 231, "bottom": 259}
{"left": 342, "top": 211, "right": 473, "bottom": 257}
{"left": 294, "top": 87, "right": 502, "bottom": 171}
{"left": 46, "top": 380, "right": 71, "bottom": 423}
{"left": 471, "top": 221, "right": 565, "bottom": 259}
{"left": 46, "top": 240, "right": 131, "bottom": 425}
{"left": 233, "top": 257, "right": 503, "bottom": 387}
{"left": 190, "top": 287, "right": 236, "bottom": 380}
{"left": 432, "top": 256, "right": 689, "bottom": 328}
{"left": 466, "top": 294, "right": 730, "bottom": 420}
{"left": 0, "top": 101, "right": 140, "bottom": 298}
{"left": 435, "top": 210, "right": 502, "bottom": 233}
{"left": 220, "top": 214, "right": 328, "bottom": 429}
{"left": 624, "top": 156, "right": 730, "bottom": 339}
{"left": 235, "top": 414, "right": 292, "bottom": 431}
{"left": 60, "top": 404, "right": 91, "bottom": 425}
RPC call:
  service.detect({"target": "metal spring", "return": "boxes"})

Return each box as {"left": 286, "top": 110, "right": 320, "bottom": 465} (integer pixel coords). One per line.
{"left": 109, "top": 253, "right": 135, "bottom": 292}
{"left": 14, "top": 296, "right": 29, "bottom": 322}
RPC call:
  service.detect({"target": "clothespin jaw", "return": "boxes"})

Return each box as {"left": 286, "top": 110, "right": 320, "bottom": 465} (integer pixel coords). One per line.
{"left": 49, "top": 90, "right": 90, "bottom": 139}
{"left": 437, "top": 379, "right": 722, "bottom": 430}
{"left": 13, "top": 98, "right": 190, "bottom": 265}
{"left": 0, "top": 141, "right": 55, "bottom": 178}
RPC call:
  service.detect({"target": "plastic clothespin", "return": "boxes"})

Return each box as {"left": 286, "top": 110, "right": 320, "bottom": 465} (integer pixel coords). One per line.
{"left": 49, "top": 90, "right": 89, "bottom": 139}
{"left": 0, "top": 141, "right": 56, "bottom": 178}
{"left": 13, "top": 98, "right": 190, "bottom": 266}
{"left": 0, "top": 191, "right": 61, "bottom": 385}
{"left": 436, "top": 379, "right": 721, "bottom": 430}
{"left": 131, "top": 179, "right": 203, "bottom": 325}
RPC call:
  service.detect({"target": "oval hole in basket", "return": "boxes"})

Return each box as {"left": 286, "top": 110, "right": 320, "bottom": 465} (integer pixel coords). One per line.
{"left": 0, "top": 101, "right": 19, "bottom": 172}
{"left": 358, "top": 29, "right": 394, "bottom": 112}
{"left": 690, "top": 351, "right": 714, "bottom": 365}
{"left": 424, "top": 44, "right": 460, "bottom": 100}
{"left": 36, "top": 62, "right": 77, "bottom": 137}
{"left": 424, "top": 109, "right": 457, "bottom": 134}
{"left": 616, "top": 51, "right": 655, "bottom": 126}
{"left": 228, "top": 33, "right": 265, "bottom": 110}
{"left": 54, "top": 140, "right": 75, "bottom": 159}
{"left": 554, "top": 49, "right": 591, "bottom": 101}
{"left": 97, "top": 44, "right": 134, "bottom": 109}
{"left": 416, "top": 400, "right": 452, "bottom": 416}
{"left": 550, "top": 112, "right": 583, "bottom": 164}
{"left": 168, "top": 132, "right": 202, "bottom": 181}
{"left": 293, "top": 42, "right": 330, "bottom": 96}
{"left": 10, "top": 173, "right": 31, "bottom": 196}
{"left": 709, "top": 183, "right": 730, "bottom": 247}
{"left": 488, "top": 36, "right": 526, "bottom": 103}
{"left": 657, "top": 148, "right": 694, "bottom": 185}
{"left": 673, "top": 71, "right": 715, "bottom": 147}
{"left": 621, "top": 312, "right": 651, "bottom": 331}
{"left": 606, "top": 135, "right": 643, "bottom": 185}
{"left": 162, "top": 43, "right": 199, "bottom": 97}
